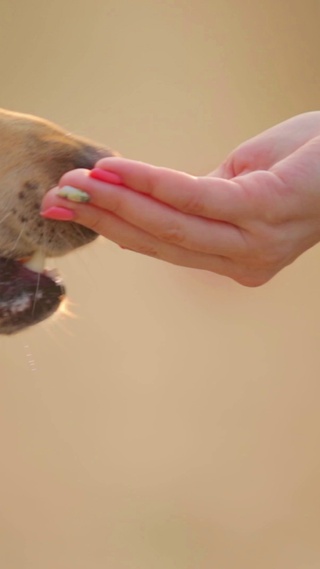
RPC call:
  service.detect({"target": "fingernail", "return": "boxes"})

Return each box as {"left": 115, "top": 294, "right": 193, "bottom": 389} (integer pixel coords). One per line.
{"left": 90, "top": 168, "right": 122, "bottom": 185}
{"left": 41, "top": 206, "right": 76, "bottom": 221}
{"left": 57, "top": 186, "right": 90, "bottom": 202}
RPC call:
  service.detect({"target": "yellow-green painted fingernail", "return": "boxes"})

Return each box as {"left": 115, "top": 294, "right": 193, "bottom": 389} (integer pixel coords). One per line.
{"left": 57, "top": 186, "right": 90, "bottom": 203}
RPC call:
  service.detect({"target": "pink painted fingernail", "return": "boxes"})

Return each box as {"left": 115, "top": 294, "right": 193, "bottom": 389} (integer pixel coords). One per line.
{"left": 40, "top": 206, "right": 76, "bottom": 221}
{"left": 90, "top": 168, "right": 122, "bottom": 185}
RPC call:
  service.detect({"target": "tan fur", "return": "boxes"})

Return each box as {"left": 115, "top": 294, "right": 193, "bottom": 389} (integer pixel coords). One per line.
{"left": 0, "top": 108, "right": 114, "bottom": 260}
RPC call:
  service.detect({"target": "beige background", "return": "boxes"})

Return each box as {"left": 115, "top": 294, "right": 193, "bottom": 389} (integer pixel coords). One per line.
{"left": 1, "top": 1, "right": 320, "bottom": 568}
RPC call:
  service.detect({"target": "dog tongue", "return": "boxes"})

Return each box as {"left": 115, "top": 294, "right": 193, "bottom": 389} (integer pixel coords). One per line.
{"left": 0, "top": 256, "right": 65, "bottom": 334}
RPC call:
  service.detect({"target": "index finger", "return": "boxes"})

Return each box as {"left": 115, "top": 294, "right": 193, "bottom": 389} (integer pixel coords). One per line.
{"left": 94, "top": 157, "right": 247, "bottom": 223}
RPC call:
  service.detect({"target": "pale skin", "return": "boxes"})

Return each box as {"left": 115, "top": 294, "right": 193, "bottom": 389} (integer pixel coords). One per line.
{"left": 41, "top": 112, "right": 320, "bottom": 287}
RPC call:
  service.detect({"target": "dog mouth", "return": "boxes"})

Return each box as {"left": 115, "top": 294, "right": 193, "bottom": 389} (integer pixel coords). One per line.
{"left": 0, "top": 251, "right": 65, "bottom": 335}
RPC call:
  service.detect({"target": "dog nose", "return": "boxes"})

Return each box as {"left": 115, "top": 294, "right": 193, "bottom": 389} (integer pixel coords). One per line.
{"left": 72, "top": 143, "right": 114, "bottom": 171}
{"left": 46, "top": 141, "right": 115, "bottom": 189}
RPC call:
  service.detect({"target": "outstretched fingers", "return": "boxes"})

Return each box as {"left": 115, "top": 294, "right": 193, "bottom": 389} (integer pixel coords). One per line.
{"left": 44, "top": 168, "right": 248, "bottom": 258}
{"left": 48, "top": 199, "right": 240, "bottom": 278}
{"left": 93, "top": 157, "right": 249, "bottom": 223}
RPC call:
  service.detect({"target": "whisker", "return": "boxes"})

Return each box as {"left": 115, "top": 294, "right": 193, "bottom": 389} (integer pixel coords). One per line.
{"left": 71, "top": 224, "right": 88, "bottom": 244}
{"left": 0, "top": 193, "right": 18, "bottom": 226}
{"left": 10, "top": 222, "right": 26, "bottom": 252}
{"left": 31, "top": 271, "right": 41, "bottom": 316}
{"left": 0, "top": 212, "right": 12, "bottom": 225}
{"left": 1, "top": 194, "right": 16, "bottom": 215}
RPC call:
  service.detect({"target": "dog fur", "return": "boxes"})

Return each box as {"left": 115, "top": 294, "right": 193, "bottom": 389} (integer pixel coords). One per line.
{"left": 0, "top": 109, "right": 114, "bottom": 334}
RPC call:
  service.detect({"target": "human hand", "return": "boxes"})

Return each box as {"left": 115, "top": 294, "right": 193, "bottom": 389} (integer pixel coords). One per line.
{"left": 41, "top": 112, "right": 320, "bottom": 286}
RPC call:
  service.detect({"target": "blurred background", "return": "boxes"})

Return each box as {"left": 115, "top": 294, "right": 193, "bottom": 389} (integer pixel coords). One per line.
{"left": 1, "top": 1, "right": 320, "bottom": 567}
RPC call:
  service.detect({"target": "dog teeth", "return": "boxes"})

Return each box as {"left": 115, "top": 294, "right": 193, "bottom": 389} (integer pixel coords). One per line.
{"left": 23, "top": 250, "right": 46, "bottom": 273}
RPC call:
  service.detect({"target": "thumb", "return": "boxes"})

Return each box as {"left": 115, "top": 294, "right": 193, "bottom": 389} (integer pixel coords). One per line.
{"left": 270, "top": 135, "right": 320, "bottom": 211}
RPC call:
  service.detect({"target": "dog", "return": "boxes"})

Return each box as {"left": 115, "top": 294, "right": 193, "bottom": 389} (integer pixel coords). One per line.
{"left": 0, "top": 108, "right": 115, "bottom": 334}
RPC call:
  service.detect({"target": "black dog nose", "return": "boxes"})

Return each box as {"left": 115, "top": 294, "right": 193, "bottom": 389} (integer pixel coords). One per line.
{"left": 46, "top": 140, "right": 115, "bottom": 189}
{"left": 72, "top": 143, "right": 114, "bottom": 171}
